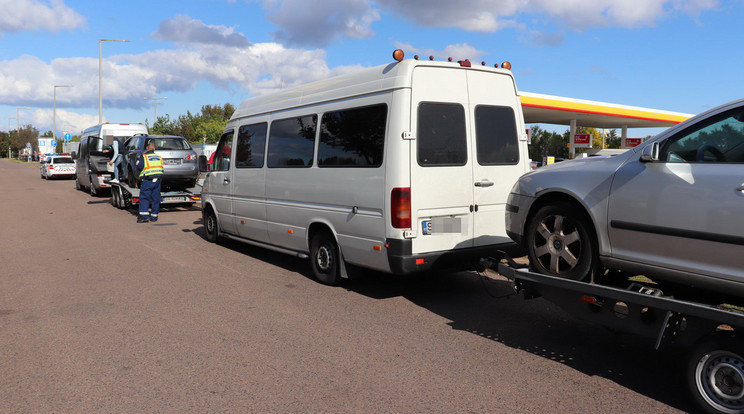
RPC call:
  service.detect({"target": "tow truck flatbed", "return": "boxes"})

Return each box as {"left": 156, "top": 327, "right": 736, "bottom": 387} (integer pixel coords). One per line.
{"left": 484, "top": 256, "right": 743, "bottom": 414}
{"left": 107, "top": 180, "right": 201, "bottom": 209}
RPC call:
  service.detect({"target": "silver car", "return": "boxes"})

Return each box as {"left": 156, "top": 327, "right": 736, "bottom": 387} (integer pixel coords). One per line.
{"left": 506, "top": 98, "right": 744, "bottom": 297}
{"left": 123, "top": 135, "right": 199, "bottom": 188}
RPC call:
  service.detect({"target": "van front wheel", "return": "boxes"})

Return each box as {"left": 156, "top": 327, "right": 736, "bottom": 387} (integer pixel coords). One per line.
{"left": 310, "top": 232, "right": 340, "bottom": 286}
{"left": 204, "top": 208, "right": 220, "bottom": 243}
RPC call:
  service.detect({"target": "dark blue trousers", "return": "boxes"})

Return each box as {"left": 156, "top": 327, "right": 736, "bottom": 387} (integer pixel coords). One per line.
{"left": 139, "top": 178, "right": 162, "bottom": 220}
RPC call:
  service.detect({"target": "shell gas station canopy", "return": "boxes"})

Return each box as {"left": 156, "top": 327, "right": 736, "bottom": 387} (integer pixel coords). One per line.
{"left": 520, "top": 91, "right": 693, "bottom": 129}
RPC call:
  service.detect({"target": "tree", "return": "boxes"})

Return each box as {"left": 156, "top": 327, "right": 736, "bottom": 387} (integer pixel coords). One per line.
{"left": 606, "top": 129, "right": 621, "bottom": 148}
{"left": 148, "top": 103, "right": 235, "bottom": 144}
{"left": 528, "top": 125, "right": 569, "bottom": 161}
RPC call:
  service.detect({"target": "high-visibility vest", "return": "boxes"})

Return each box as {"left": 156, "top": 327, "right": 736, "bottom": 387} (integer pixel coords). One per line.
{"left": 140, "top": 152, "right": 164, "bottom": 178}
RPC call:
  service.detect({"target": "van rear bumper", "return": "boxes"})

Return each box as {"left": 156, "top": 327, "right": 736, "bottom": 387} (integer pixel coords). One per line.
{"left": 386, "top": 239, "right": 525, "bottom": 275}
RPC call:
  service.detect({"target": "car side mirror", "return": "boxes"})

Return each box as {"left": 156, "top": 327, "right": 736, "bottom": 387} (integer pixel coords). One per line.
{"left": 198, "top": 155, "right": 208, "bottom": 172}
{"left": 640, "top": 142, "right": 660, "bottom": 163}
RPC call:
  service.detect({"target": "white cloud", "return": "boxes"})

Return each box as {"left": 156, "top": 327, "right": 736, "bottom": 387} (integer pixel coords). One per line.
{"left": 0, "top": 0, "right": 85, "bottom": 33}
{"left": 152, "top": 15, "right": 251, "bottom": 47}
{"left": 261, "top": 0, "right": 380, "bottom": 46}
{"left": 29, "top": 109, "right": 99, "bottom": 136}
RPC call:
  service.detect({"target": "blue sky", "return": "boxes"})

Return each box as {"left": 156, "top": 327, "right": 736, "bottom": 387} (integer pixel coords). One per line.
{"left": 1, "top": 0, "right": 741, "bottom": 138}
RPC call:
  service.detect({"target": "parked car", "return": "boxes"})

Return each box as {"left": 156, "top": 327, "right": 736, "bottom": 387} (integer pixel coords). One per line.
{"left": 40, "top": 155, "right": 76, "bottom": 179}
{"left": 506, "top": 98, "right": 744, "bottom": 298}
{"left": 123, "top": 135, "right": 198, "bottom": 189}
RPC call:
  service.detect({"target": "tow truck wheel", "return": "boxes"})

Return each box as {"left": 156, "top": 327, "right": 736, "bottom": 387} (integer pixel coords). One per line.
{"left": 309, "top": 231, "right": 341, "bottom": 286}
{"left": 204, "top": 208, "right": 220, "bottom": 243}
{"left": 688, "top": 335, "right": 744, "bottom": 414}
{"left": 525, "top": 201, "right": 597, "bottom": 281}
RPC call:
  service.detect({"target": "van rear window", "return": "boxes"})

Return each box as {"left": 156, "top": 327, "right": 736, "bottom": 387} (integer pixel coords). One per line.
{"left": 318, "top": 104, "right": 386, "bottom": 168}
{"left": 267, "top": 115, "right": 317, "bottom": 168}
{"left": 417, "top": 102, "right": 467, "bottom": 166}
{"left": 475, "top": 105, "right": 520, "bottom": 165}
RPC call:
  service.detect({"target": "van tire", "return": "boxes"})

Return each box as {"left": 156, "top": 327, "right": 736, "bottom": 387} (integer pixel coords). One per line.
{"left": 89, "top": 176, "right": 97, "bottom": 196}
{"left": 310, "top": 232, "right": 341, "bottom": 286}
{"left": 204, "top": 208, "right": 220, "bottom": 243}
{"left": 75, "top": 175, "right": 82, "bottom": 190}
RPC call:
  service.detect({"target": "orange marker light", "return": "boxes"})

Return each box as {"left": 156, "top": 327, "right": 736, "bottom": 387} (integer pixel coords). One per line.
{"left": 373, "top": 245, "right": 382, "bottom": 251}
{"left": 393, "top": 49, "right": 405, "bottom": 62}
{"left": 287, "top": 229, "right": 294, "bottom": 234}
{"left": 501, "top": 61, "right": 512, "bottom": 70}
{"left": 415, "top": 258, "right": 425, "bottom": 265}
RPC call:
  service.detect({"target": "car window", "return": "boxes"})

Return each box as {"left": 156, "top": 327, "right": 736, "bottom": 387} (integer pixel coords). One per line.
{"left": 661, "top": 106, "right": 744, "bottom": 163}
{"left": 417, "top": 102, "right": 467, "bottom": 166}
{"left": 151, "top": 138, "right": 191, "bottom": 150}
{"left": 53, "top": 157, "right": 74, "bottom": 164}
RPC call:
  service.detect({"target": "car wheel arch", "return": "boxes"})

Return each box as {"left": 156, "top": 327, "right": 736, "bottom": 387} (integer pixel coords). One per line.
{"left": 525, "top": 191, "right": 602, "bottom": 253}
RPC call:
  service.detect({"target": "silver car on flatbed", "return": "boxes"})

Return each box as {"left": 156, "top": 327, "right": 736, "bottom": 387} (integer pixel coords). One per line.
{"left": 506, "top": 98, "right": 744, "bottom": 298}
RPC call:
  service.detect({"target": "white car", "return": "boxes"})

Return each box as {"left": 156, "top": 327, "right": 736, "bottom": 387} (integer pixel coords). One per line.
{"left": 506, "top": 98, "right": 744, "bottom": 299}
{"left": 41, "top": 155, "right": 76, "bottom": 179}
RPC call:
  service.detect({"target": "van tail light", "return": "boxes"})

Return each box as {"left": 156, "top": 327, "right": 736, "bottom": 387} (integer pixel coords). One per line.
{"left": 391, "top": 187, "right": 411, "bottom": 229}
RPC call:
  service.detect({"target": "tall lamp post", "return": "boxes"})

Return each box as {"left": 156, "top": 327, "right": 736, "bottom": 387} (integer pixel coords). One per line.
{"left": 54, "top": 85, "right": 73, "bottom": 143}
{"left": 144, "top": 97, "right": 167, "bottom": 125}
{"left": 16, "top": 107, "right": 31, "bottom": 130}
{"left": 99, "top": 39, "right": 130, "bottom": 124}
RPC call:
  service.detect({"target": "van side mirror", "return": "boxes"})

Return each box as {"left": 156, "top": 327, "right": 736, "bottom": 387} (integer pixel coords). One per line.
{"left": 198, "top": 155, "right": 208, "bottom": 172}
{"left": 640, "top": 142, "right": 659, "bottom": 163}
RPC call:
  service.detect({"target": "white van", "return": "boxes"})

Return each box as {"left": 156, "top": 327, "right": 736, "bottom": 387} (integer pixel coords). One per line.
{"left": 74, "top": 123, "right": 148, "bottom": 195}
{"left": 200, "top": 53, "right": 530, "bottom": 284}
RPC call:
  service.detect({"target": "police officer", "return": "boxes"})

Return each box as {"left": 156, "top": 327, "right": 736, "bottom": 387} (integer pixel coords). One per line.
{"left": 136, "top": 141, "right": 164, "bottom": 223}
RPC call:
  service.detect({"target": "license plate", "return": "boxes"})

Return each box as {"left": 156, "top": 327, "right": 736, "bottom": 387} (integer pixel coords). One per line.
{"left": 164, "top": 159, "right": 181, "bottom": 165}
{"left": 422, "top": 217, "right": 462, "bottom": 235}
{"left": 164, "top": 196, "right": 187, "bottom": 202}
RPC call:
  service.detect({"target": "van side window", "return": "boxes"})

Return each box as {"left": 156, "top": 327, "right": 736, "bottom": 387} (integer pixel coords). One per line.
{"left": 417, "top": 102, "right": 467, "bottom": 166}
{"left": 318, "top": 104, "right": 386, "bottom": 168}
{"left": 267, "top": 115, "right": 317, "bottom": 168}
{"left": 236, "top": 123, "right": 267, "bottom": 168}
{"left": 213, "top": 130, "right": 234, "bottom": 172}
{"left": 475, "top": 105, "right": 520, "bottom": 165}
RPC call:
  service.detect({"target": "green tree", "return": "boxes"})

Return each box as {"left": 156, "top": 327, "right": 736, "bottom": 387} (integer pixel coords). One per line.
{"left": 606, "top": 129, "right": 621, "bottom": 148}
{"left": 528, "top": 125, "right": 569, "bottom": 161}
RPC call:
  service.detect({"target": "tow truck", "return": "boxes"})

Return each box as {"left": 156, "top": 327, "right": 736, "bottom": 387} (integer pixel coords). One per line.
{"left": 107, "top": 179, "right": 201, "bottom": 210}
{"left": 483, "top": 255, "right": 743, "bottom": 414}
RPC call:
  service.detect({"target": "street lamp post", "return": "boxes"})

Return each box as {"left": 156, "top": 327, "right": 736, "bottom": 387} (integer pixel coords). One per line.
{"left": 54, "top": 85, "right": 73, "bottom": 142}
{"left": 144, "top": 97, "right": 167, "bottom": 125}
{"left": 99, "top": 39, "right": 130, "bottom": 124}
{"left": 16, "top": 107, "right": 31, "bottom": 130}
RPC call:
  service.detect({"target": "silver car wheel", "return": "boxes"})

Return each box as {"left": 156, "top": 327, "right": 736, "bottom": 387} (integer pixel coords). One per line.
{"left": 533, "top": 213, "right": 582, "bottom": 274}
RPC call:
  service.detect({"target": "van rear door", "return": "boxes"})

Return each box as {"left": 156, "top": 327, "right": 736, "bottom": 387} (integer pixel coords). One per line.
{"left": 409, "top": 66, "right": 475, "bottom": 254}
{"left": 467, "top": 70, "right": 525, "bottom": 247}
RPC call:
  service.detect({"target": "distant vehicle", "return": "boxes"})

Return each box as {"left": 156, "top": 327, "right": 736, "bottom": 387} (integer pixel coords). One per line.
{"left": 122, "top": 135, "right": 199, "bottom": 189}
{"left": 74, "top": 123, "right": 148, "bottom": 195}
{"left": 506, "top": 98, "right": 744, "bottom": 298}
{"left": 40, "top": 155, "right": 75, "bottom": 179}
{"left": 200, "top": 51, "right": 531, "bottom": 285}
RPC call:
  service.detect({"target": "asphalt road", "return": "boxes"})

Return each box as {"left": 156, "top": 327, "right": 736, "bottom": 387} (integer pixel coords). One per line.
{"left": 0, "top": 158, "right": 693, "bottom": 413}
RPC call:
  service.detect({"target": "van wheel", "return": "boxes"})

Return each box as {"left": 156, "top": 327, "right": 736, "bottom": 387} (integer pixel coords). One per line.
{"left": 204, "top": 208, "right": 220, "bottom": 243}
{"left": 525, "top": 201, "right": 597, "bottom": 281}
{"left": 310, "top": 232, "right": 341, "bottom": 286}
{"left": 687, "top": 335, "right": 744, "bottom": 414}
{"left": 75, "top": 175, "right": 82, "bottom": 190}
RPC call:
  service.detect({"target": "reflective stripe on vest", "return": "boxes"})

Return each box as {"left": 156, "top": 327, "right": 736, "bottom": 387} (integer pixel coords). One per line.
{"left": 140, "top": 153, "right": 164, "bottom": 178}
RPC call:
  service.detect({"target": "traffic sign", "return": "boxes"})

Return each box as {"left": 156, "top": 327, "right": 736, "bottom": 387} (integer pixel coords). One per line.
{"left": 64, "top": 132, "right": 72, "bottom": 141}
{"left": 26, "top": 142, "right": 31, "bottom": 148}
{"left": 50, "top": 140, "right": 57, "bottom": 147}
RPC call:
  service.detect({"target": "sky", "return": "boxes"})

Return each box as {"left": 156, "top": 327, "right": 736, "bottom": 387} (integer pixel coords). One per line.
{"left": 1, "top": 0, "right": 742, "bottom": 139}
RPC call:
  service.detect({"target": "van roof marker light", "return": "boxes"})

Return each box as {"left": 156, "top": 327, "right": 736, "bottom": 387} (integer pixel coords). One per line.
{"left": 481, "top": 61, "right": 487, "bottom": 66}
{"left": 501, "top": 61, "right": 512, "bottom": 70}
{"left": 393, "top": 49, "right": 405, "bottom": 62}
{"left": 429, "top": 56, "right": 434, "bottom": 61}
{"left": 458, "top": 59, "right": 471, "bottom": 67}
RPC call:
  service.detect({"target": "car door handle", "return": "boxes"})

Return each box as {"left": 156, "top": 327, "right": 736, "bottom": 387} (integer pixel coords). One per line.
{"left": 736, "top": 185, "right": 744, "bottom": 192}
{"left": 224, "top": 177, "right": 230, "bottom": 184}
{"left": 475, "top": 180, "right": 494, "bottom": 187}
